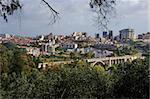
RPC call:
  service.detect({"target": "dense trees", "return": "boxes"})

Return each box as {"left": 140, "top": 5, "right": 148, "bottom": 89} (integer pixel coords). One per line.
{"left": 112, "top": 57, "right": 149, "bottom": 98}
{"left": 114, "top": 46, "right": 139, "bottom": 56}
{"left": 1, "top": 64, "right": 110, "bottom": 98}
{"left": 0, "top": 44, "right": 13, "bottom": 73}
{"left": 0, "top": 43, "right": 34, "bottom": 74}
{"left": 1, "top": 43, "right": 149, "bottom": 99}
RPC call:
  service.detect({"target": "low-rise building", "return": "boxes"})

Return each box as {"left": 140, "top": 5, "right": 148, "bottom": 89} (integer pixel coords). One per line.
{"left": 94, "top": 43, "right": 116, "bottom": 50}
{"left": 61, "top": 43, "right": 78, "bottom": 52}
{"left": 19, "top": 46, "right": 41, "bottom": 57}
{"left": 41, "top": 40, "right": 58, "bottom": 55}
{"left": 76, "top": 47, "right": 93, "bottom": 54}
{"left": 94, "top": 50, "right": 113, "bottom": 58}
{"left": 72, "top": 32, "right": 87, "bottom": 41}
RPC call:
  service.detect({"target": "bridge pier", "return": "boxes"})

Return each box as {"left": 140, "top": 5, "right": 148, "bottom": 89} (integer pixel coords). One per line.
{"left": 109, "top": 58, "right": 112, "bottom": 66}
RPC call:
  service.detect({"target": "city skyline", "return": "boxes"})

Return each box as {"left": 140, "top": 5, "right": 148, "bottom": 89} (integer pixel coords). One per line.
{"left": 0, "top": 0, "right": 149, "bottom": 37}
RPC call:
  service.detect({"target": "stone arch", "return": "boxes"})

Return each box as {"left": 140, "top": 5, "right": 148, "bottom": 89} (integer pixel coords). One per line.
{"left": 92, "top": 61, "right": 106, "bottom": 67}
{"left": 127, "top": 58, "right": 132, "bottom": 62}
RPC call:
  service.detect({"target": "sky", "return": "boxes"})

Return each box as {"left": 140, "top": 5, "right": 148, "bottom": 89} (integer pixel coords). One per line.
{"left": 0, "top": 0, "right": 149, "bottom": 37}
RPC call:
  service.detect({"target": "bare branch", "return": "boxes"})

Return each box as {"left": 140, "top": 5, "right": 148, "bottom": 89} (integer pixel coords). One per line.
{"left": 42, "top": 0, "right": 59, "bottom": 24}
{"left": 42, "top": 0, "right": 59, "bottom": 15}
{"left": 90, "top": 0, "right": 116, "bottom": 30}
{"left": 0, "top": 0, "right": 22, "bottom": 22}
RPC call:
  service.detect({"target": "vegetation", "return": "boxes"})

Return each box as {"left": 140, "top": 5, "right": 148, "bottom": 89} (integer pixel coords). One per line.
{"left": 0, "top": 43, "right": 35, "bottom": 74}
{"left": 114, "top": 46, "right": 139, "bottom": 56}
{"left": 0, "top": 43, "right": 149, "bottom": 99}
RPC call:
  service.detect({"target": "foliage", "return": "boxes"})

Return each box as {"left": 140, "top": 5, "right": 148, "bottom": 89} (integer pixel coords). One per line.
{"left": 114, "top": 46, "right": 139, "bottom": 56}
{"left": 0, "top": 44, "right": 13, "bottom": 73}
{"left": 1, "top": 43, "right": 149, "bottom": 98}
{"left": 111, "top": 57, "right": 149, "bottom": 98}
{"left": 0, "top": 43, "right": 35, "bottom": 74}
{"left": 1, "top": 66, "right": 111, "bottom": 98}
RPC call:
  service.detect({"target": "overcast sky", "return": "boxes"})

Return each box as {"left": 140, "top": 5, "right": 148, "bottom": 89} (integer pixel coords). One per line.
{"left": 0, "top": 0, "right": 149, "bottom": 37}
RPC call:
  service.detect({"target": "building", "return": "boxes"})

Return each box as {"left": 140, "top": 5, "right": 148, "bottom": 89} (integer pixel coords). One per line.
{"left": 119, "top": 29, "right": 135, "bottom": 41}
{"left": 102, "top": 31, "right": 113, "bottom": 40}
{"left": 114, "top": 35, "right": 120, "bottom": 41}
{"left": 19, "top": 46, "right": 41, "bottom": 57}
{"left": 103, "top": 31, "right": 108, "bottom": 38}
{"left": 72, "top": 32, "right": 87, "bottom": 41}
{"left": 41, "top": 40, "right": 57, "bottom": 54}
{"left": 61, "top": 43, "right": 78, "bottom": 52}
{"left": 137, "top": 32, "right": 150, "bottom": 43}
{"left": 36, "top": 35, "right": 44, "bottom": 41}
{"left": 95, "top": 33, "right": 100, "bottom": 39}
{"left": 94, "top": 50, "right": 113, "bottom": 58}
{"left": 94, "top": 43, "right": 116, "bottom": 50}
{"left": 45, "top": 33, "right": 53, "bottom": 40}
{"left": 41, "top": 43, "right": 57, "bottom": 54}
{"left": 138, "top": 32, "right": 150, "bottom": 40}
{"left": 0, "top": 34, "right": 11, "bottom": 39}
{"left": 76, "top": 47, "right": 93, "bottom": 54}
{"left": 108, "top": 30, "right": 113, "bottom": 40}
{"left": 72, "top": 32, "right": 87, "bottom": 37}
{"left": 138, "top": 34, "right": 143, "bottom": 39}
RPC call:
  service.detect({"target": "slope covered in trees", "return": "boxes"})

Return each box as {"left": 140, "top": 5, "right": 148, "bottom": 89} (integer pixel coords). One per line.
{"left": 0, "top": 43, "right": 149, "bottom": 98}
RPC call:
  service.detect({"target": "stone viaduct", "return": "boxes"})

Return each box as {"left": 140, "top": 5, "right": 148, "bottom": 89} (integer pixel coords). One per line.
{"left": 85, "top": 55, "right": 143, "bottom": 66}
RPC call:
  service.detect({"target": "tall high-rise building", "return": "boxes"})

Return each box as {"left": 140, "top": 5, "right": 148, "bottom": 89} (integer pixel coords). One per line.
{"left": 103, "top": 31, "right": 107, "bottom": 38}
{"left": 119, "top": 29, "right": 135, "bottom": 41}
{"left": 95, "top": 33, "right": 100, "bottom": 39}
{"left": 108, "top": 30, "right": 113, "bottom": 40}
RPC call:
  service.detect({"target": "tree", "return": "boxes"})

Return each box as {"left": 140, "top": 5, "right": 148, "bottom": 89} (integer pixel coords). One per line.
{"left": 0, "top": 44, "right": 13, "bottom": 73}
{"left": 0, "top": 0, "right": 116, "bottom": 29}
{"left": 114, "top": 46, "right": 139, "bottom": 56}
{"left": 84, "top": 52, "right": 95, "bottom": 59}
{"left": 0, "top": 43, "right": 35, "bottom": 74}
{"left": 10, "top": 50, "right": 32, "bottom": 73}
{"left": 1, "top": 57, "right": 149, "bottom": 98}
{"left": 111, "top": 57, "right": 149, "bottom": 98}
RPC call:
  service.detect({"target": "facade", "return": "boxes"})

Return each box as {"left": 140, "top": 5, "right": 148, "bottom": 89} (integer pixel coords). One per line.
{"left": 41, "top": 44, "right": 56, "bottom": 54}
{"left": 138, "top": 34, "right": 143, "bottom": 39}
{"left": 102, "top": 31, "right": 113, "bottom": 40}
{"left": 94, "top": 43, "right": 116, "bottom": 50}
{"left": 138, "top": 32, "right": 150, "bottom": 40}
{"left": 95, "top": 33, "right": 100, "bottom": 39}
{"left": 62, "top": 43, "right": 78, "bottom": 51}
{"left": 0, "top": 34, "right": 11, "bottom": 39}
{"left": 137, "top": 32, "right": 150, "bottom": 43}
{"left": 103, "top": 31, "right": 108, "bottom": 38}
{"left": 38, "top": 35, "right": 45, "bottom": 41}
{"left": 41, "top": 40, "right": 57, "bottom": 54}
{"left": 72, "top": 32, "right": 87, "bottom": 37}
{"left": 119, "top": 29, "right": 135, "bottom": 41}
{"left": 114, "top": 35, "right": 120, "bottom": 41}
{"left": 94, "top": 50, "right": 113, "bottom": 58}
{"left": 19, "top": 46, "right": 41, "bottom": 57}
{"left": 76, "top": 47, "right": 93, "bottom": 54}
{"left": 45, "top": 33, "right": 53, "bottom": 40}
{"left": 108, "top": 30, "right": 113, "bottom": 40}
{"left": 72, "top": 32, "right": 87, "bottom": 41}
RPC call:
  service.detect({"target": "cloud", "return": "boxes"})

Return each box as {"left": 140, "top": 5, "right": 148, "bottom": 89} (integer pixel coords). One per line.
{"left": 117, "top": 0, "right": 148, "bottom": 18}
{"left": 0, "top": 0, "right": 149, "bottom": 36}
